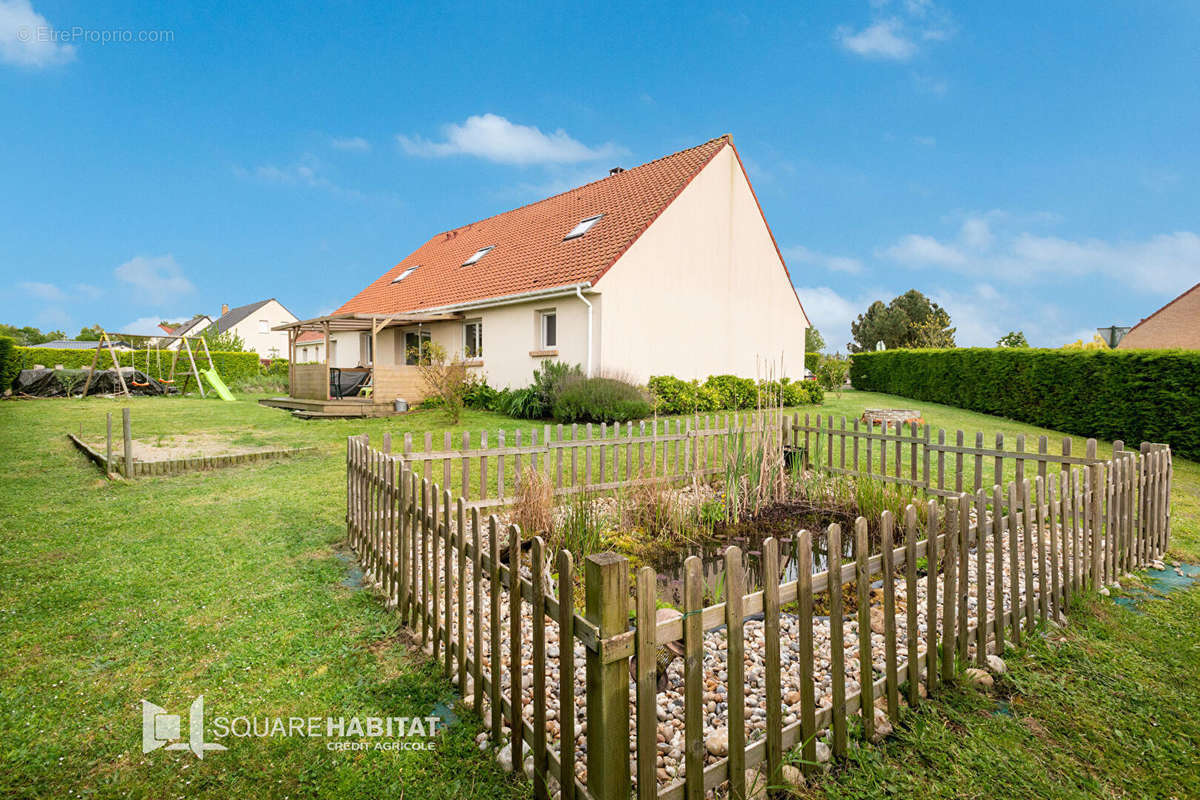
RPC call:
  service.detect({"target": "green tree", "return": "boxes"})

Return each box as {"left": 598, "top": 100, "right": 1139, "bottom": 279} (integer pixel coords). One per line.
{"left": 848, "top": 290, "right": 956, "bottom": 352}
{"left": 996, "top": 330, "right": 1029, "bottom": 348}
{"left": 805, "top": 327, "right": 826, "bottom": 355}
{"left": 201, "top": 326, "right": 247, "bottom": 352}
{"left": 76, "top": 325, "right": 102, "bottom": 341}
{"left": 814, "top": 355, "right": 850, "bottom": 395}
{"left": 0, "top": 324, "right": 64, "bottom": 345}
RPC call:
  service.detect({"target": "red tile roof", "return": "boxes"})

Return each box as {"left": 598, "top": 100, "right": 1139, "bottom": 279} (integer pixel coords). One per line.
{"left": 296, "top": 330, "right": 324, "bottom": 343}
{"left": 335, "top": 136, "right": 736, "bottom": 314}
{"left": 1117, "top": 281, "right": 1200, "bottom": 349}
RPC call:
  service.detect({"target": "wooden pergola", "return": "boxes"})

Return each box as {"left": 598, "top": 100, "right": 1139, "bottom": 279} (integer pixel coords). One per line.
{"left": 273, "top": 311, "right": 461, "bottom": 403}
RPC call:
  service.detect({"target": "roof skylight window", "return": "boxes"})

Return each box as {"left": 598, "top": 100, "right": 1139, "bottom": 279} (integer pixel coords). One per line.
{"left": 462, "top": 246, "right": 494, "bottom": 266}
{"left": 564, "top": 214, "right": 604, "bottom": 240}
{"left": 391, "top": 266, "right": 418, "bottom": 284}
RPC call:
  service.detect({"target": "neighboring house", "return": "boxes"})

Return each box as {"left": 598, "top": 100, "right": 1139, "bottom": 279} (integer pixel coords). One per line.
{"left": 1117, "top": 281, "right": 1200, "bottom": 350}
{"left": 156, "top": 315, "right": 213, "bottom": 351}
{"left": 295, "top": 330, "right": 326, "bottom": 363}
{"left": 274, "top": 135, "right": 810, "bottom": 409}
{"left": 213, "top": 299, "right": 297, "bottom": 357}
{"left": 32, "top": 339, "right": 134, "bottom": 351}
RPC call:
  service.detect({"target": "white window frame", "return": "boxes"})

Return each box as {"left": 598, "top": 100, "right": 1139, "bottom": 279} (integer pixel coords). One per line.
{"left": 258, "top": 319, "right": 269, "bottom": 334}
{"left": 539, "top": 309, "right": 557, "bottom": 349}
{"left": 462, "top": 245, "right": 494, "bottom": 266}
{"left": 359, "top": 332, "right": 374, "bottom": 365}
{"left": 391, "top": 265, "right": 418, "bottom": 284}
{"left": 463, "top": 318, "right": 483, "bottom": 359}
{"left": 403, "top": 329, "right": 432, "bottom": 365}
{"left": 563, "top": 214, "right": 603, "bottom": 240}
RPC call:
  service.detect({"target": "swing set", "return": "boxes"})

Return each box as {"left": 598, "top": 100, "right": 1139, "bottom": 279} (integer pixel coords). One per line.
{"left": 80, "top": 327, "right": 233, "bottom": 400}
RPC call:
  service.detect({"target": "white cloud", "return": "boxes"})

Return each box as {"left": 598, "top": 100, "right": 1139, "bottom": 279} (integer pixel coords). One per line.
{"left": 911, "top": 72, "right": 948, "bottom": 95}
{"left": 960, "top": 216, "right": 993, "bottom": 250}
{"left": 114, "top": 254, "right": 195, "bottom": 305}
{"left": 20, "top": 281, "right": 65, "bottom": 301}
{"left": 248, "top": 162, "right": 322, "bottom": 187}
{"left": 784, "top": 245, "right": 864, "bottom": 275}
{"left": 880, "top": 233, "right": 966, "bottom": 266}
{"left": 397, "top": 114, "right": 625, "bottom": 166}
{"left": 121, "top": 315, "right": 184, "bottom": 335}
{"left": 74, "top": 283, "right": 104, "bottom": 300}
{"left": 331, "top": 136, "right": 370, "bottom": 152}
{"left": 234, "top": 154, "right": 364, "bottom": 198}
{"left": 0, "top": 0, "right": 75, "bottom": 68}
{"left": 881, "top": 219, "right": 1200, "bottom": 294}
{"left": 836, "top": 19, "right": 916, "bottom": 60}
{"left": 836, "top": 2, "right": 954, "bottom": 62}
{"left": 796, "top": 286, "right": 868, "bottom": 352}
{"left": 913, "top": 135, "right": 936, "bottom": 147}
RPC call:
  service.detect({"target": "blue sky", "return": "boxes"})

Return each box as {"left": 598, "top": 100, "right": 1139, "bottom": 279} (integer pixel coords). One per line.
{"left": 2, "top": 0, "right": 1198, "bottom": 350}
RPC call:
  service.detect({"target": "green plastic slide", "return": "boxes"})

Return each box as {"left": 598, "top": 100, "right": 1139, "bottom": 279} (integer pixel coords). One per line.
{"left": 201, "top": 368, "right": 235, "bottom": 401}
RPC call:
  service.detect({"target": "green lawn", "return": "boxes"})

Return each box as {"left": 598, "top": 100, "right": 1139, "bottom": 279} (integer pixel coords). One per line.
{"left": 1, "top": 390, "right": 1197, "bottom": 798}
{"left": 0, "top": 395, "right": 526, "bottom": 799}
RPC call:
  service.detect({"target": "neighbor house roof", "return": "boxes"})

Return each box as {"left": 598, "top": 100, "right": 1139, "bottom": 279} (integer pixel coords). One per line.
{"left": 216, "top": 299, "right": 294, "bottom": 333}
{"left": 296, "top": 331, "right": 324, "bottom": 343}
{"left": 1117, "top": 281, "right": 1200, "bottom": 349}
{"left": 33, "top": 339, "right": 132, "bottom": 350}
{"left": 335, "top": 136, "right": 745, "bottom": 315}
{"left": 159, "top": 315, "right": 212, "bottom": 339}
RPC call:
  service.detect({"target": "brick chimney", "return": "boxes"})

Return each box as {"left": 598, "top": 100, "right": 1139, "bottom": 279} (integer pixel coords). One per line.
{"left": 221, "top": 303, "right": 229, "bottom": 316}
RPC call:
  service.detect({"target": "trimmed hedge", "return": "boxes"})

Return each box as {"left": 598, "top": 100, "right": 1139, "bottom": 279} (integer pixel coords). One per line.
{"left": 648, "top": 374, "right": 823, "bottom": 415}
{"left": 850, "top": 348, "right": 1200, "bottom": 460}
{"left": 13, "top": 347, "right": 266, "bottom": 385}
{"left": 552, "top": 377, "right": 652, "bottom": 423}
{"left": 0, "top": 336, "right": 17, "bottom": 393}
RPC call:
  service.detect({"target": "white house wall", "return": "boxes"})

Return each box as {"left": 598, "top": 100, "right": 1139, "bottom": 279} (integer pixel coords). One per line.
{"left": 595, "top": 146, "right": 808, "bottom": 382}
{"left": 228, "top": 300, "right": 296, "bottom": 357}
{"left": 332, "top": 295, "right": 597, "bottom": 389}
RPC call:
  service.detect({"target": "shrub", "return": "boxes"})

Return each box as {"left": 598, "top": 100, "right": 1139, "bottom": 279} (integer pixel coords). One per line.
{"left": 704, "top": 374, "right": 758, "bottom": 409}
{"left": 815, "top": 356, "right": 850, "bottom": 392}
{"left": 0, "top": 336, "right": 17, "bottom": 393}
{"left": 263, "top": 358, "right": 289, "bottom": 378}
{"left": 551, "top": 376, "right": 652, "bottom": 423}
{"left": 804, "top": 352, "right": 820, "bottom": 374}
{"left": 849, "top": 348, "right": 1200, "bottom": 460}
{"left": 531, "top": 361, "right": 583, "bottom": 410}
{"left": 499, "top": 387, "right": 547, "bottom": 419}
{"left": 760, "top": 376, "right": 823, "bottom": 407}
{"left": 463, "top": 374, "right": 499, "bottom": 410}
{"left": 410, "top": 341, "right": 468, "bottom": 423}
{"left": 13, "top": 346, "right": 263, "bottom": 383}
{"left": 647, "top": 375, "right": 719, "bottom": 415}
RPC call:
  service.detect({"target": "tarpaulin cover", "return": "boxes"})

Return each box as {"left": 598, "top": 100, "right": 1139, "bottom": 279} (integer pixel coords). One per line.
{"left": 13, "top": 368, "right": 175, "bottom": 397}
{"left": 330, "top": 368, "right": 370, "bottom": 399}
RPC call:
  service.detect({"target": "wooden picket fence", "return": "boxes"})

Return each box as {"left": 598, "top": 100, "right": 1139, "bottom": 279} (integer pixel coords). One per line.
{"left": 785, "top": 413, "right": 1120, "bottom": 498}
{"left": 387, "top": 412, "right": 778, "bottom": 508}
{"left": 388, "top": 410, "right": 1130, "bottom": 511}
{"left": 346, "top": 431, "right": 1172, "bottom": 800}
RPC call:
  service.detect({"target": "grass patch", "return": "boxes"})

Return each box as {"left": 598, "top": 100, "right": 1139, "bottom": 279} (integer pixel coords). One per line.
{"left": 0, "top": 394, "right": 525, "bottom": 799}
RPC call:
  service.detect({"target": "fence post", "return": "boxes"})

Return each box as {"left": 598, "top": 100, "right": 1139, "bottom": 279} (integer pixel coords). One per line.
{"left": 106, "top": 412, "right": 113, "bottom": 476}
{"left": 122, "top": 408, "right": 133, "bottom": 478}
{"left": 585, "top": 552, "right": 631, "bottom": 800}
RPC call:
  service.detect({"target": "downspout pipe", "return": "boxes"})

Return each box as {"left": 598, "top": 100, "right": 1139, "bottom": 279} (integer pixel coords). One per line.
{"left": 575, "top": 285, "right": 593, "bottom": 377}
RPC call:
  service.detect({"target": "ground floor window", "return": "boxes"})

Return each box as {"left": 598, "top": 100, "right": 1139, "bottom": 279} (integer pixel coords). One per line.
{"left": 540, "top": 309, "right": 557, "bottom": 348}
{"left": 464, "top": 318, "right": 483, "bottom": 359}
{"left": 359, "top": 333, "right": 374, "bottom": 365}
{"left": 404, "top": 329, "right": 431, "bottom": 365}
